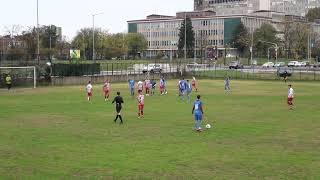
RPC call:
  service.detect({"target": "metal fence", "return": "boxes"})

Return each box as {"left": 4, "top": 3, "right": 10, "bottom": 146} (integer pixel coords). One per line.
{"left": 1, "top": 60, "right": 320, "bottom": 81}
{"left": 95, "top": 62, "right": 320, "bottom": 81}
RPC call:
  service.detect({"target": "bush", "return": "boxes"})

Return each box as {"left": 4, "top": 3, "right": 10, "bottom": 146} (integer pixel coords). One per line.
{"left": 52, "top": 63, "right": 100, "bottom": 76}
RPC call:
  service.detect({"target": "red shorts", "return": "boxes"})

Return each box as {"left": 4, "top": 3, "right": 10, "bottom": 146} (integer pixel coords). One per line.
{"left": 87, "top": 92, "right": 93, "bottom": 97}
{"left": 138, "top": 104, "right": 144, "bottom": 111}
{"left": 287, "top": 97, "right": 293, "bottom": 105}
{"left": 192, "top": 83, "right": 196, "bottom": 88}
{"left": 104, "top": 90, "right": 109, "bottom": 95}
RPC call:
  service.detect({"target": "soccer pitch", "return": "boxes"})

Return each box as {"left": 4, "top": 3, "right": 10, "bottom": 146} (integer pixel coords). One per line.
{"left": 0, "top": 80, "right": 320, "bottom": 179}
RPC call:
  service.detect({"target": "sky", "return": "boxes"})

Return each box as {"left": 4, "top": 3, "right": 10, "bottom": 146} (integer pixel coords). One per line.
{"left": 0, "top": 0, "right": 193, "bottom": 41}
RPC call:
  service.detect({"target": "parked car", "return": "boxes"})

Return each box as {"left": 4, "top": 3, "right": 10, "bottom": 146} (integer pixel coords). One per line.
{"left": 288, "top": 61, "right": 299, "bottom": 67}
{"left": 142, "top": 64, "right": 162, "bottom": 73}
{"left": 228, "top": 61, "right": 244, "bottom": 69}
{"left": 274, "top": 62, "right": 285, "bottom": 67}
{"left": 262, "top": 62, "right": 274, "bottom": 68}
{"left": 277, "top": 68, "right": 292, "bottom": 78}
{"left": 313, "top": 62, "right": 320, "bottom": 68}
{"left": 300, "top": 61, "right": 310, "bottom": 67}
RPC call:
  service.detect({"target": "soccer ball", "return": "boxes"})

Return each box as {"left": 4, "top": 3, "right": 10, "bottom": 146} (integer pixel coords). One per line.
{"left": 206, "top": 124, "right": 211, "bottom": 129}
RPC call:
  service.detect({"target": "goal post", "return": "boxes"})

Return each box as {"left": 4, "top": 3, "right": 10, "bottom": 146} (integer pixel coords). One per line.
{"left": 0, "top": 66, "right": 36, "bottom": 89}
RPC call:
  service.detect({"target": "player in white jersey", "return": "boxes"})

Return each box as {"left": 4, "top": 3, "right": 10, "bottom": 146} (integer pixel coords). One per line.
{"left": 137, "top": 90, "right": 145, "bottom": 118}
{"left": 145, "top": 79, "right": 151, "bottom": 96}
{"left": 287, "top": 84, "right": 294, "bottom": 110}
{"left": 137, "top": 81, "right": 143, "bottom": 93}
{"left": 86, "top": 81, "right": 93, "bottom": 101}
{"left": 103, "top": 80, "right": 111, "bottom": 101}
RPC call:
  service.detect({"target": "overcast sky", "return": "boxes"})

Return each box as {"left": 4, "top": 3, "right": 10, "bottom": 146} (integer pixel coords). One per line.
{"left": 0, "top": 0, "right": 193, "bottom": 41}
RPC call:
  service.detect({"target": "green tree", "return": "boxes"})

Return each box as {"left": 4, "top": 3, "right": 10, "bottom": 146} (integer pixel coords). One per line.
{"left": 72, "top": 28, "right": 108, "bottom": 60}
{"left": 21, "top": 27, "right": 38, "bottom": 59}
{"left": 232, "top": 22, "right": 250, "bottom": 57}
{"left": 107, "top": 33, "right": 127, "bottom": 59}
{"left": 294, "top": 23, "right": 310, "bottom": 59}
{"left": 253, "top": 23, "right": 279, "bottom": 58}
{"left": 306, "top": 7, "right": 320, "bottom": 22}
{"left": 126, "top": 33, "right": 147, "bottom": 59}
{"left": 41, "top": 25, "right": 59, "bottom": 49}
{"left": 178, "top": 17, "right": 195, "bottom": 58}
{"left": 311, "top": 37, "right": 320, "bottom": 60}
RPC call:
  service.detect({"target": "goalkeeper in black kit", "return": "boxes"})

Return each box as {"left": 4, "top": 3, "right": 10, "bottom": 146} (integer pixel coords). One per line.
{"left": 112, "top": 91, "right": 124, "bottom": 124}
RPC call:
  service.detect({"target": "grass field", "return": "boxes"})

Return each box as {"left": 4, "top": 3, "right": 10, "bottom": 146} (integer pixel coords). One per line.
{"left": 0, "top": 80, "right": 320, "bottom": 179}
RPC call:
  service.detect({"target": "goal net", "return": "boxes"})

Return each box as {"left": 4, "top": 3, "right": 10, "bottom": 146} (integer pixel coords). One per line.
{"left": 0, "top": 66, "right": 36, "bottom": 89}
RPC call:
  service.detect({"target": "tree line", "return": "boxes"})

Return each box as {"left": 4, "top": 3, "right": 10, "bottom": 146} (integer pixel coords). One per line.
{"left": 0, "top": 25, "right": 148, "bottom": 61}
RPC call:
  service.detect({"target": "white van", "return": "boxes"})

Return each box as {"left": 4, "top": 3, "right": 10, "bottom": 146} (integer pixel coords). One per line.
{"left": 142, "top": 64, "right": 162, "bottom": 73}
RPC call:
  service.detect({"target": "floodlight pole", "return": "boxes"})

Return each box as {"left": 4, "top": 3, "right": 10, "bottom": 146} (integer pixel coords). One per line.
{"left": 37, "top": 0, "right": 40, "bottom": 64}
{"left": 184, "top": 13, "right": 187, "bottom": 62}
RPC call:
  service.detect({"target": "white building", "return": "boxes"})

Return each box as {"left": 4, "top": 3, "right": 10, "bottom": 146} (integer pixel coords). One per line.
{"left": 270, "top": 0, "right": 320, "bottom": 16}
{"left": 194, "top": 0, "right": 320, "bottom": 16}
{"left": 194, "top": 0, "right": 271, "bottom": 15}
{"left": 128, "top": 11, "right": 282, "bottom": 58}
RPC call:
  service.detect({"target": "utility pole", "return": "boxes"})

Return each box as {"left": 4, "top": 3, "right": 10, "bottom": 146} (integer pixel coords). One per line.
{"left": 92, "top": 12, "right": 103, "bottom": 63}
{"left": 150, "top": 22, "right": 152, "bottom": 60}
{"left": 49, "top": 25, "right": 52, "bottom": 63}
{"left": 184, "top": 13, "right": 187, "bottom": 62}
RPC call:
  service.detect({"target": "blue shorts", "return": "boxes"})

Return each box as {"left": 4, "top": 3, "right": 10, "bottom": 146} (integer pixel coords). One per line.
{"left": 194, "top": 113, "right": 203, "bottom": 121}
{"left": 180, "top": 89, "right": 185, "bottom": 93}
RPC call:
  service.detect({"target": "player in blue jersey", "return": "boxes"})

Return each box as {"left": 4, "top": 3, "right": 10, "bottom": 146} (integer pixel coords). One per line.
{"left": 162, "top": 77, "right": 167, "bottom": 95}
{"left": 151, "top": 79, "right": 156, "bottom": 96}
{"left": 179, "top": 78, "right": 186, "bottom": 100}
{"left": 186, "top": 80, "right": 192, "bottom": 102}
{"left": 225, "top": 76, "right": 231, "bottom": 94}
{"left": 128, "top": 79, "right": 135, "bottom": 98}
{"left": 192, "top": 95, "right": 204, "bottom": 132}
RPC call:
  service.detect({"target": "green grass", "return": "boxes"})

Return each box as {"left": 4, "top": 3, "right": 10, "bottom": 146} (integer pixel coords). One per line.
{"left": 0, "top": 80, "right": 320, "bottom": 179}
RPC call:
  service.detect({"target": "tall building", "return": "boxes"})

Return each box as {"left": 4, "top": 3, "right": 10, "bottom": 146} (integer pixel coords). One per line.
{"left": 127, "top": 1, "right": 320, "bottom": 59}
{"left": 194, "top": 0, "right": 271, "bottom": 15}
{"left": 270, "top": 0, "right": 320, "bottom": 16}
{"left": 195, "top": 0, "right": 320, "bottom": 16}
{"left": 128, "top": 11, "right": 281, "bottom": 58}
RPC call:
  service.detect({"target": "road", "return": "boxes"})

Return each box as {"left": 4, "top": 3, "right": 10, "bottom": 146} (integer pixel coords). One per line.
{"left": 99, "top": 64, "right": 320, "bottom": 76}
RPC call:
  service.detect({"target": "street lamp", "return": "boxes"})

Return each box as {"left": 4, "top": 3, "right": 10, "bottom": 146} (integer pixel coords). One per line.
{"left": 259, "top": 40, "right": 278, "bottom": 63}
{"left": 92, "top": 12, "right": 103, "bottom": 62}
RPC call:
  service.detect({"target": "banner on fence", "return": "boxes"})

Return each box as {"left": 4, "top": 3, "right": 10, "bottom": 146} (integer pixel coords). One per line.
{"left": 70, "top": 49, "right": 80, "bottom": 59}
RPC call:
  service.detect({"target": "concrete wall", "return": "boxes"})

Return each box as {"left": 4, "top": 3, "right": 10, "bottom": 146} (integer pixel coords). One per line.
{"left": 51, "top": 72, "right": 182, "bottom": 86}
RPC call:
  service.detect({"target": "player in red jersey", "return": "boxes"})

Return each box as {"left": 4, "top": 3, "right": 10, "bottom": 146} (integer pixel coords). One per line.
{"left": 145, "top": 78, "right": 151, "bottom": 96}
{"left": 103, "top": 80, "right": 111, "bottom": 101}
{"left": 192, "top": 77, "right": 198, "bottom": 92}
{"left": 137, "top": 90, "right": 145, "bottom": 118}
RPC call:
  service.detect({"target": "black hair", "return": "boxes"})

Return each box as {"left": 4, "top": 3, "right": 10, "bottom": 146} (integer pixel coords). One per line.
{"left": 197, "top": 95, "right": 201, "bottom": 99}
{"left": 117, "top": 91, "right": 120, "bottom": 95}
